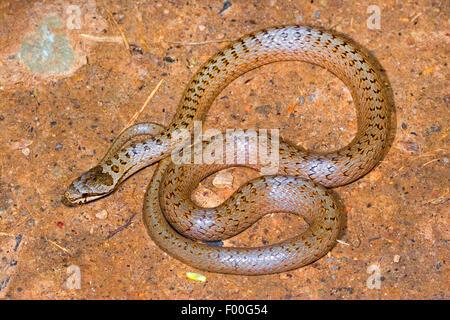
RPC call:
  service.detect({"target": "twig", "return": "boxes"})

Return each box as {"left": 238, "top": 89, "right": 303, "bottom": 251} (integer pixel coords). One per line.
{"left": 0, "top": 232, "right": 15, "bottom": 237}
{"left": 410, "top": 12, "right": 422, "bottom": 23}
{"left": 421, "top": 158, "right": 440, "bottom": 168}
{"left": 80, "top": 34, "right": 123, "bottom": 43}
{"left": 103, "top": 3, "right": 130, "bottom": 51}
{"left": 422, "top": 191, "right": 449, "bottom": 205}
{"left": 119, "top": 79, "right": 164, "bottom": 135}
{"left": 166, "top": 39, "right": 232, "bottom": 46}
{"left": 106, "top": 212, "right": 137, "bottom": 240}
{"left": 416, "top": 148, "right": 445, "bottom": 158}
{"left": 46, "top": 238, "right": 70, "bottom": 254}
{"left": 134, "top": 4, "right": 151, "bottom": 53}
{"left": 336, "top": 239, "right": 350, "bottom": 246}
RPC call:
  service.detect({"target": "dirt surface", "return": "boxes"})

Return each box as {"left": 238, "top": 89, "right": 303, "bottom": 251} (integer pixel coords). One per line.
{"left": 0, "top": 0, "right": 448, "bottom": 299}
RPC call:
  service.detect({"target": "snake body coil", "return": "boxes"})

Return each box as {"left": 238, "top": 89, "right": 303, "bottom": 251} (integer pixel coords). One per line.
{"left": 64, "top": 26, "right": 391, "bottom": 275}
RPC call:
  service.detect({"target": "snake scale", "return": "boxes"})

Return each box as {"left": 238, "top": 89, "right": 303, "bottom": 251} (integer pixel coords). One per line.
{"left": 64, "top": 26, "right": 391, "bottom": 275}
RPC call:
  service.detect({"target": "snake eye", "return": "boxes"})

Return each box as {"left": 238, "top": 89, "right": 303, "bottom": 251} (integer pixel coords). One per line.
{"left": 82, "top": 192, "right": 89, "bottom": 198}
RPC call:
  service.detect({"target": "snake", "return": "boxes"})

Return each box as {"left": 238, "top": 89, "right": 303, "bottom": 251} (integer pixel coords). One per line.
{"left": 63, "top": 25, "right": 391, "bottom": 275}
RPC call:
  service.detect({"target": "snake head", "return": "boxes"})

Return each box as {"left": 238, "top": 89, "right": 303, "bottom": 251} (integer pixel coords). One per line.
{"left": 63, "top": 165, "right": 115, "bottom": 206}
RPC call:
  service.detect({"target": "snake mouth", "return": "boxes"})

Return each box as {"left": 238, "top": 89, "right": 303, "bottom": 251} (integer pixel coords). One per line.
{"left": 62, "top": 189, "right": 108, "bottom": 207}
{"left": 61, "top": 187, "right": 89, "bottom": 206}
{"left": 62, "top": 184, "right": 92, "bottom": 206}
{"left": 61, "top": 195, "right": 78, "bottom": 207}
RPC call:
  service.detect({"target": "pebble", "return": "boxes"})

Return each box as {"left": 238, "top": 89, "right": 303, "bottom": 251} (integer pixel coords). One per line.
{"left": 393, "top": 255, "right": 401, "bottom": 263}
{"left": 218, "top": 1, "right": 232, "bottom": 15}
{"left": 21, "top": 148, "right": 30, "bottom": 156}
{"left": 95, "top": 210, "right": 108, "bottom": 219}
{"left": 369, "top": 170, "right": 382, "bottom": 183}
{"left": 54, "top": 142, "right": 63, "bottom": 151}
{"left": 164, "top": 56, "right": 175, "bottom": 63}
{"left": 198, "top": 25, "right": 206, "bottom": 31}
{"left": 11, "top": 138, "right": 33, "bottom": 150}
{"left": 280, "top": 273, "right": 292, "bottom": 280}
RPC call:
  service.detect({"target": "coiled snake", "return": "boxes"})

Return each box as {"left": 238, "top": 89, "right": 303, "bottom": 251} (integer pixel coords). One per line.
{"left": 64, "top": 26, "right": 391, "bottom": 275}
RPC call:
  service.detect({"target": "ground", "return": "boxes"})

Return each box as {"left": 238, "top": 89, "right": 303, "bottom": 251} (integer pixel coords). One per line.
{"left": 0, "top": 0, "right": 448, "bottom": 299}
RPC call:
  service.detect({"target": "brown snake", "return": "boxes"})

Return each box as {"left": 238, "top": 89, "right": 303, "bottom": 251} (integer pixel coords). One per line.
{"left": 64, "top": 26, "right": 392, "bottom": 275}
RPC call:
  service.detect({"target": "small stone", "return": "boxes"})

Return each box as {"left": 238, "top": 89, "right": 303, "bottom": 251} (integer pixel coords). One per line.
{"left": 96, "top": 210, "right": 108, "bottom": 220}
{"left": 164, "top": 56, "right": 175, "bottom": 63}
{"left": 54, "top": 142, "right": 63, "bottom": 151}
{"left": 424, "top": 125, "right": 441, "bottom": 136}
{"left": 198, "top": 25, "right": 206, "bottom": 31}
{"left": 398, "top": 140, "right": 419, "bottom": 152}
{"left": 369, "top": 170, "right": 382, "bottom": 183}
{"left": 280, "top": 273, "right": 292, "bottom": 280}
{"left": 11, "top": 138, "right": 33, "bottom": 150}
{"left": 212, "top": 171, "right": 234, "bottom": 188}
{"left": 393, "top": 255, "right": 400, "bottom": 263}
{"left": 218, "top": 1, "right": 232, "bottom": 15}
{"left": 21, "top": 148, "right": 30, "bottom": 156}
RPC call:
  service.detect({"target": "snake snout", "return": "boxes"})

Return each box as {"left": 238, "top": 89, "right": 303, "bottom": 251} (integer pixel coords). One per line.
{"left": 62, "top": 182, "right": 85, "bottom": 206}
{"left": 63, "top": 165, "right": 115, "bottom": 206}
{"left": 61, "top": 192, "right": 78, "bottom": 207}
{"left": 63, "top": 177, "right": 91, "bottom": 206}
